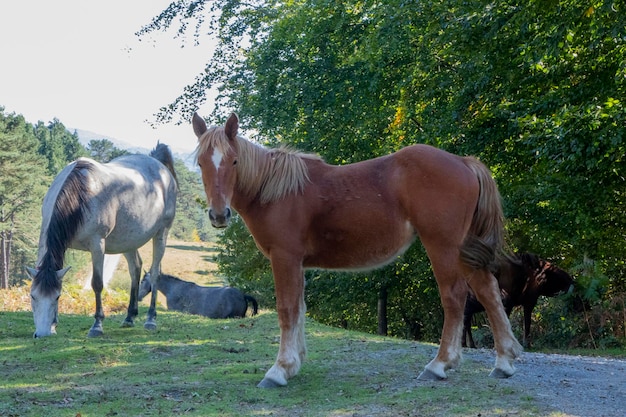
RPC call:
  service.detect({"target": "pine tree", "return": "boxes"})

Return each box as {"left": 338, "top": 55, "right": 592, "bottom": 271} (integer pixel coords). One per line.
{"left": 0, "top": 109, "right": 49, "bottom": 288}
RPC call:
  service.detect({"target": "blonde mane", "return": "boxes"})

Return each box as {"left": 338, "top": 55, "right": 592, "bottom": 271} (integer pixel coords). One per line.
{"left": 195, "top": 126, "right": 321, "bottom": 204}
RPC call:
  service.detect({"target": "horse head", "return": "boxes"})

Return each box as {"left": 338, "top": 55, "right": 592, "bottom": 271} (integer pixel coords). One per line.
{"left": 537, "top": 261, "right": 575, "bottom": 297}
{"left": 137, "top": 271, "right": 153, "bottom": 301}
{"left": 26, "top": 266, "right": 70, "bottom": 338}
{"left": 193, "top": 112, "right": 240, "bottom": 228}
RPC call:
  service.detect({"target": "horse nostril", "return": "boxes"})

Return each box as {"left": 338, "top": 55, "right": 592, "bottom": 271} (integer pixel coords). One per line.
{"left": 208, "top": 208, "right": 231, "bottom": 222}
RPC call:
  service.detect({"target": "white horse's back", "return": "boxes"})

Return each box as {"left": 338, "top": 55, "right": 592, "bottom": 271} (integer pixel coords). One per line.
{"left": 70, "top": 155, "right": 177, "bottom": 254}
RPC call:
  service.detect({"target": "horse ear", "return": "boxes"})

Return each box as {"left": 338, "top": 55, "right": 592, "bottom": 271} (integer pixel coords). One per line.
{"left": 224, "top": 113, "right": 239, "bottom": 141}
{"left": 26, "top": 267, "right": 38, "bottom": 279}
{"left": 192, "top": 112, "right": 207, "bottom": 139}
{"left": 57, "top": 266, "right": 71, "bottom": 279}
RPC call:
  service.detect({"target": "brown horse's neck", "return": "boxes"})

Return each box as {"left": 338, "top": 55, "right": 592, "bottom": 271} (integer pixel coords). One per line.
{"left": 233, "top": 142, "right": 320, "bottom": 206}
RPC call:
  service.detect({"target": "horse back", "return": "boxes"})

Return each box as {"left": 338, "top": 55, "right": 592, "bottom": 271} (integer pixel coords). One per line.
{"left": 69, "top": 155, "right": 177, "bottom": 253}
{"left": 166, "top": 285, "right": 246, "bottom": 318}
{"left": 242, "top": 144, "right": 480, "bottom": 271}
{"left": 198, "top": 286, "right": 248, "bottom": 318}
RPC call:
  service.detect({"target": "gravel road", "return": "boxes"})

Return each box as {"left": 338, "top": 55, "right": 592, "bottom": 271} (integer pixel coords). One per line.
{"left": 466, "top": 349, "right": 626, "bottom": 417}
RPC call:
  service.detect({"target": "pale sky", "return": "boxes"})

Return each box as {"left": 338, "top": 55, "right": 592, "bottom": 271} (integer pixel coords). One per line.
{"left": 0, "top": 1, "right": 215, "bottom": 152}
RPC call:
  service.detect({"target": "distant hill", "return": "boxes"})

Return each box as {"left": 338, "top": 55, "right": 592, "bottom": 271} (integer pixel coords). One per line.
{"left": 69, "top": 127, "right": 197, "bottom": 171}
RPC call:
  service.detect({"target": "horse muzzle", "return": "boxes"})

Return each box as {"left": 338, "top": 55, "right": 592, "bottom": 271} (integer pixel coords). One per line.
{"left": 33, "top": 323, "right": 57, "bottom": 338}
{"left": 209, "top": 207, "right": 232, "bottom": 228}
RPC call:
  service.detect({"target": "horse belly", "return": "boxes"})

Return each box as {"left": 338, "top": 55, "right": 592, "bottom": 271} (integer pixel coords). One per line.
{"left": 104, "top": 202, "right": 171, "bottom": 253}
{"left": 304, "top": 219, "right": 416, "bottom": 271}
{"left": 103, "top": 223, "right": 161, "bottom": 253}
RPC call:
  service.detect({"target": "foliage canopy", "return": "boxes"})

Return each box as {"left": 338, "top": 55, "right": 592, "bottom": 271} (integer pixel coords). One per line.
{"left": 140, "top": 0, "right": 625, "bottom": 346}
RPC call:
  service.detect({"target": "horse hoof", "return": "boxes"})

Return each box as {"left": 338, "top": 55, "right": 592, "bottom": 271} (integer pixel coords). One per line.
{"left": 490, "top": 367, "right": 514, "bottom": 379}
{"left": 417, "top": 368, "right": 446, "bottom": 381}
{"left": 257, "top": 377, "right": 286, "bottom": 388}
{"left": 87, "top": 329, "right": 104, "bottom": 338}
{"left": 121, "top": 320, "right": 135, "bottom": 328}
{"left": 144, "top": 322, "right": 157, "bottom": 331}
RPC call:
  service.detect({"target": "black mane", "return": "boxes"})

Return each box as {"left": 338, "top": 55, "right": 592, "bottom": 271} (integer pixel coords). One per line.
{"left": 35, "top": 160, "right": 94, "bottom": 295}
{"left": 150, "top": 143, "right": 178, "bottom": 187}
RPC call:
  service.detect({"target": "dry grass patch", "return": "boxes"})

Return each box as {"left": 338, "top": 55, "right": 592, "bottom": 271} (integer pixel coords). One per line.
{"left": 1, "top": 239, "right": 222, "bottom": 315}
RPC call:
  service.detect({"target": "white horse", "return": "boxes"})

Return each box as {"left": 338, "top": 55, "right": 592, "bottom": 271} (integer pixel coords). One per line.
{"left": 27, "top": 144, "right": 178, "bottom": 338}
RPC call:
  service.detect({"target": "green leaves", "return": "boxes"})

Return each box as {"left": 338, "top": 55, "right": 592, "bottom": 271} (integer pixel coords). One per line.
{"left": 147, "top": 0, "right": 626, "bottom": 343}
{"left": 0, "top": 109, "right": 51, "bottom": 287}
{"left": 86, "top": 139, "right": 129, "bottom": 163}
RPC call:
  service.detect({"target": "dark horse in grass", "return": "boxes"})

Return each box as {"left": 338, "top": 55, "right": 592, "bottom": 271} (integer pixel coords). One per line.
{"left": 138, "top": 273, "right": 258, "bottom": 318}
{"left": 192, "top": 113, "right": 522, "bottom": 387}
{"left": 27, "top": 144, "right": 177, "bottom": 338}
{"left": 463, "top": 252, "right": 574, "bottom": 348}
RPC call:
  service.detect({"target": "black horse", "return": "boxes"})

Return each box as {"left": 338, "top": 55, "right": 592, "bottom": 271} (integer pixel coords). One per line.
{"left": 138, "top": 273, "right": 258, "bottom": 318}
{"left": 463, "top": 252, "right": 574, "bottom": 348}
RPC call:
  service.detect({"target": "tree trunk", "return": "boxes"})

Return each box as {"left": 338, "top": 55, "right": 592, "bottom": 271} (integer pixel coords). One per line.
{"left": 0, "top": 229, "right": 9, "bottom": 289}
{"left": 377, "top": 286, "right": 388, "bottom": 336}
{"left": 0, "top": 212, "right": 14, "bottom": 289}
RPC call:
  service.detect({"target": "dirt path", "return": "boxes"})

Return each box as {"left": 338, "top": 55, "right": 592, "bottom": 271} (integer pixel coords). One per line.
{"left": 465, "top": 348, "right": 625, "bottom": 417}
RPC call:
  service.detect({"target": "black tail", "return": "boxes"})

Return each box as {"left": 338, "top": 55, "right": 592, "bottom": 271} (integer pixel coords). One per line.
{"left": 150, "top": 142, "right": 178, "bottom": 187}
{"left": 244, "top": 295, "right": 259, "bottom": 316}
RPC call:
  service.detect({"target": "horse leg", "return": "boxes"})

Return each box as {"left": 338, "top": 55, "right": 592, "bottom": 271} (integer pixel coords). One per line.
{"left": 145, "top": 229, "right": 168, "bottom": 330}
{"left": 88, "top": 243, "right": 106, "bottom": 337}
{"left": 121, "top": 250, "right": 142, "bottom": 327}
{"left": 522, "top": 302, "right": 536, "bottom": 348}
{"left": 462, "top": 307, "right": 476, "bottom": 349}
{"left": 468, "top": 269, "right": 523, "bottom": 378}
{"left": 418, "top": 257, "right": 468, "bottom": 380}
{"left": 258, "top": 255, "right": 306, "bottom": 388}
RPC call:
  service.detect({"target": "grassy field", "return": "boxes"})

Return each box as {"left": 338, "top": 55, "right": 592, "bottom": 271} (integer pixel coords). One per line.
{"left": 0, "top": 309, "right": 545, "bottom": 417}
{"left": 3, "top": 240, "right": 617, "bottom": 416}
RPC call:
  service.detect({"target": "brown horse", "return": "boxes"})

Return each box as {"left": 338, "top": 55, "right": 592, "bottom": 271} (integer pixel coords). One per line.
{"left": 193, "top": 113, "right": 522, "bottom": 388}
{"left": 463, "top": 252, "right": 574, "bottom": 348}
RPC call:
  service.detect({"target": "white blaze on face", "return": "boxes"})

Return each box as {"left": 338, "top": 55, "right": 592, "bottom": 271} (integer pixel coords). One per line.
{"left": 212, "top": 149, "right": 223, "bottom": 172}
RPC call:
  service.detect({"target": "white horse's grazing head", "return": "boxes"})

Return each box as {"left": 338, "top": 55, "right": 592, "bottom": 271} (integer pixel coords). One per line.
{"left": 27, "top": 266, "right": 70, "bottom": 338}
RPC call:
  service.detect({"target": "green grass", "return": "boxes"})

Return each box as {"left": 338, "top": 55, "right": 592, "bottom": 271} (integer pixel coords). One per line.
{"left": 1, "top": 310, "right": 544, "bottom": 417}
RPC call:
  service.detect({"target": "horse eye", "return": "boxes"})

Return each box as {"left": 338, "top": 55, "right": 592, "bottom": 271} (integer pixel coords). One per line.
{"left": 233, "top": 159, "right": 238, "bottom": 166}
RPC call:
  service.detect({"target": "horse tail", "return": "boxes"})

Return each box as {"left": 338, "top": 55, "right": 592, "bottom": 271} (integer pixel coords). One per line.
{"left": 150, "top": 142, "right": 178, "bottom": 187}
{"left": 459, "top": 157, "right": 505, "bottom": 271}
{"left": 245, "top": 295, "right": 259, "bottom": 316}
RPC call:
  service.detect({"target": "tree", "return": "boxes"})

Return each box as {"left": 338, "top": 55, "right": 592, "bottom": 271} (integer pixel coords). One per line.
{"left": 168, "top": 159, "right": 219, "bottom": 241}
{"left": 86, "top": 138, "right": 129, "bottom": 163}
{"left": 0, "top": 109, "right": 49, "bottom": 288}
{"left": 141, "top": 0, "right": 626, "bottom": 345}
{"left": 34, "top": 119, "right": 86, "bottom": 174}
